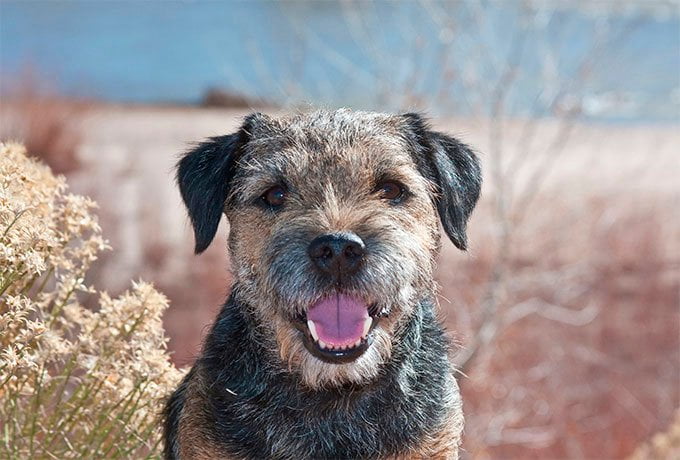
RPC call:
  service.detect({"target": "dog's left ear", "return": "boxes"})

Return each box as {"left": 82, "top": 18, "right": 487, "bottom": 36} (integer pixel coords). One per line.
{"left": 401, "top": 113, "right": 482, "bottom": 250}
{"left": 177, "top": 114, "right": 261, "bottom": 254}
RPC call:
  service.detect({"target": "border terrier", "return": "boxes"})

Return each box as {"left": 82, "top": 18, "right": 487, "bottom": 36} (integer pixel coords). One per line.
{"left": 164, "top": 109, "right": 481, "bottom": 459}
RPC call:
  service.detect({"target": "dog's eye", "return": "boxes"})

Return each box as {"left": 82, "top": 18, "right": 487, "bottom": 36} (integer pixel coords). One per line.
{"left": 376, "top": 181, "right": 405, "bottom": 202}
{"left": 261, "top": 186, "right": 286, "bottom": 208}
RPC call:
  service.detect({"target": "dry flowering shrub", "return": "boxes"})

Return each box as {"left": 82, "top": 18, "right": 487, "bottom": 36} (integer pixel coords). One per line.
{"left": 0, "top": 143, "right": 183, "bottom": 459}
{"left": 628, "top": 410, "right": 680, "bottom": 460}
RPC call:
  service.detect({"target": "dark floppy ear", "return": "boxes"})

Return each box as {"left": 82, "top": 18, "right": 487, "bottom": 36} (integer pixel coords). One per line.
{"left": 402, "top": 113, "right": 482, "bottom": 250}
{"left": 176, "top": 117, "right": 255, "bottom": 254}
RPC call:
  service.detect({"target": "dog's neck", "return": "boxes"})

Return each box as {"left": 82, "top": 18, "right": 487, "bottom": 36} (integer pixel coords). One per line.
{"left": 195, "top": 284, "right": 456, "bottom": 458}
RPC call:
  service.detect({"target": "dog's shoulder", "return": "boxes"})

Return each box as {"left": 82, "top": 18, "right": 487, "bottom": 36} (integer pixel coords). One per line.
{"left": 164, "top": 364, "right": 236, "bottom": 460}
{"left": 163, "top": 366, "right": 195, "bottom": 459}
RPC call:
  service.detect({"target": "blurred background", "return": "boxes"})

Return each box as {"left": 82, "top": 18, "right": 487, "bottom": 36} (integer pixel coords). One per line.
{"left": 1, "top": 1, "right": 678, "bottom": 458}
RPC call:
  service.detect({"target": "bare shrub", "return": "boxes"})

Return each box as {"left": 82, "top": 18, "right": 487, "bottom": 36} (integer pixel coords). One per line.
{"left": 437, "top": 192, "right": 679, "bottom": 458}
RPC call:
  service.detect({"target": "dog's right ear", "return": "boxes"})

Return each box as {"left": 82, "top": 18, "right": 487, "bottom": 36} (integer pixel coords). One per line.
{"left": 177, "top": 115, "right": 259, "bottom": 254}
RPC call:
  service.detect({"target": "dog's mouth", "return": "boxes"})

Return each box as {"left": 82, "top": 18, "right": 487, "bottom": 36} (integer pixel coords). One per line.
{"left": 294, "top": 294, "right": 382, "bottom": 364}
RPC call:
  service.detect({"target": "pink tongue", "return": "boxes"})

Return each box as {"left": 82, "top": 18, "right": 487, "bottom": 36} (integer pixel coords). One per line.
{"left": 307, "top": 294, "right": 369, "bottom": 347}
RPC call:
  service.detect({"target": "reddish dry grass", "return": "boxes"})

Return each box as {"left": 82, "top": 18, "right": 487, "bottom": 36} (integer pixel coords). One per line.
{"left": 155, "top": 238, "right": 233, "bottom": 367}
{"left": 438, "top": 193, "right": 679, "bottom": 459}
{"left": 1, "top": 86, "right": 90, "bottom": 174}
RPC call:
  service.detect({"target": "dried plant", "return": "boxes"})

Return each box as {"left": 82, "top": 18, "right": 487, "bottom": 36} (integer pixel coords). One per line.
{"left": 629, "top": 410, "right": 680, "bottom": 460}
{"left": 0, "top": 143, "right": 183, "bottom": 459}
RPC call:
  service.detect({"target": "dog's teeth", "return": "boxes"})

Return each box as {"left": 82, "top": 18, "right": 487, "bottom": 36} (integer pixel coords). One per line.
{"left": 354, "top": 339, "right": 361, "bottom": 347}
{"left": 307, "top": 320, "right": 319, "bottom": 342}
{"left": 362, "top": 317, "right": 372, "bottom": 337}
{"left": 318, "top": 340, "right": 328, "bottom": 349}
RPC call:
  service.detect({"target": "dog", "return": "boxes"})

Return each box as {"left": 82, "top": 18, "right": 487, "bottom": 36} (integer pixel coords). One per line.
{"left": 163, "top": 109, "right": 481, "bottom": 459}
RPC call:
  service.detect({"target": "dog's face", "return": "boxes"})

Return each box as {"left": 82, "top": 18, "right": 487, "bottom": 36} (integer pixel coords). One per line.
{"left": 177, "top": 110, "right": 480, "bottom": 388}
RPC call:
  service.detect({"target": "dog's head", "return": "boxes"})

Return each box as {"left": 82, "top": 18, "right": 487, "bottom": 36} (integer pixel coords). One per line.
{"left": 177, "top": 109, "right": 481, "bottom": 388}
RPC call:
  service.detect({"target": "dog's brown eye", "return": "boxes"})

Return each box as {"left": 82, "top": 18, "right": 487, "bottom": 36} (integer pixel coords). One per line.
{"left": 376, "top": 181, "right": 404, "bottom": 202}
{"left": 262, "top": 186, "right": 286, "bottom": 208}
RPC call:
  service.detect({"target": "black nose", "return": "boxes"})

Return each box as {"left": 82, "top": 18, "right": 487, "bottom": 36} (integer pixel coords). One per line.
{"left": 308, "top": 232, "right": 365, "bottom": 277}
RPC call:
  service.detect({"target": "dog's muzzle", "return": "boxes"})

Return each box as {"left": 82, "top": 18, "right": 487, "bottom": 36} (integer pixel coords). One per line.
{"left": 292, "top": 232, "right": 383, "bottom": 363}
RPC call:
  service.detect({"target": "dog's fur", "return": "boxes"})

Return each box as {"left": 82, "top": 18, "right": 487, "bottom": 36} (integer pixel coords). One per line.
{"left": 164, "top": 109, "right": 481, "bottom": 459}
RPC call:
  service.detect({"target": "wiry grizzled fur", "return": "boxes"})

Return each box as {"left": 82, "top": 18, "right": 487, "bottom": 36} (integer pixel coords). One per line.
{"left": 165, "top": 109, "right": 481, "bottom": 459}
{"left": 165, "top": 288, "right": 463, "bottom": 459}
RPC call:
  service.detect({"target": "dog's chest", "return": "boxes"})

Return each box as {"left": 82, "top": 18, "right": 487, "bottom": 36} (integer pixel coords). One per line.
{"left": 209, "top": 368, "right": 453, "bottom": 459}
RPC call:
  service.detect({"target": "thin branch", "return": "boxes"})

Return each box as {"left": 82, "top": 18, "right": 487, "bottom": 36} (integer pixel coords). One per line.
{"left": 503, "top": 299, "right": 600, "bottom": 327}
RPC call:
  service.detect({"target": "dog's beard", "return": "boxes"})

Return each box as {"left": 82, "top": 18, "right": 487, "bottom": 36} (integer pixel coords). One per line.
{"left": 231, "top": 223, "right": 435, "bottom": 388}
{"left": 271, "top": 283, "right": 419, "bottom": 389}
{"left": 247, "top": 262, "right": 429, "bottom": 388}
